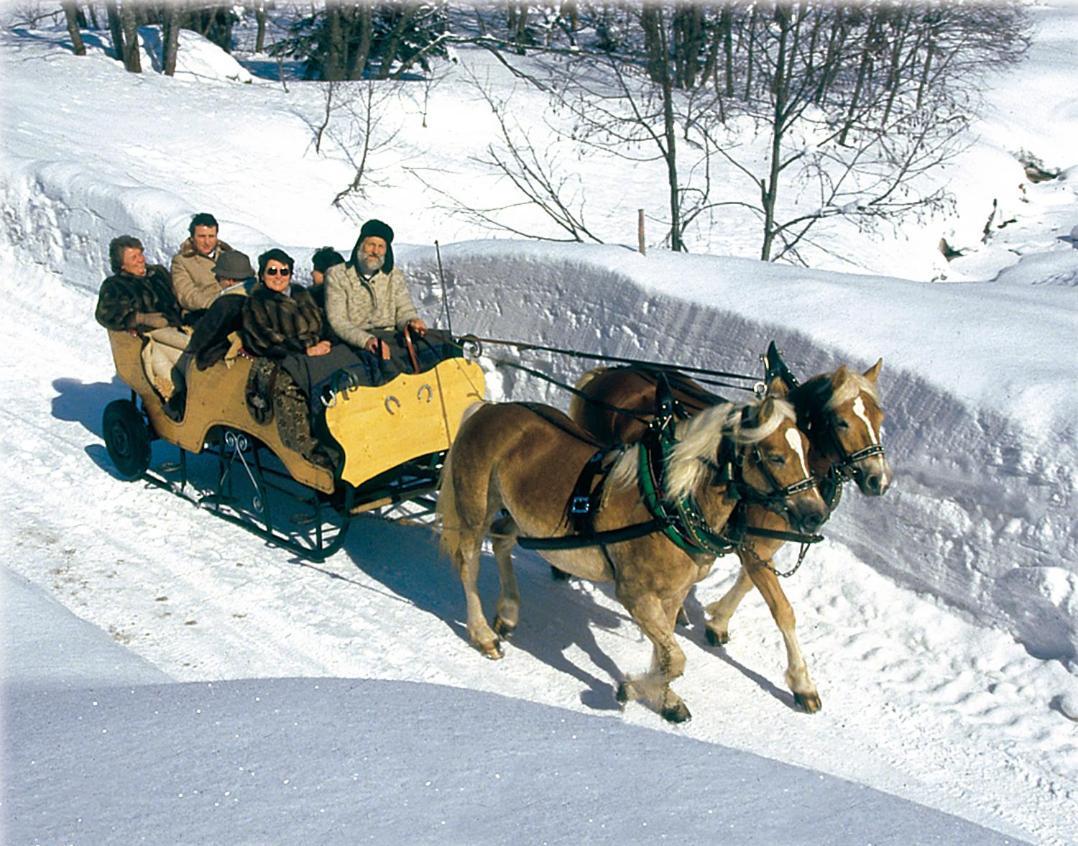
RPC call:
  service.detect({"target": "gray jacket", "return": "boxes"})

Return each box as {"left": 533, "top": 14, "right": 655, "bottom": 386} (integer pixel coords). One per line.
{"left": 325, "top": 263, "right": 419, "bottom": 349}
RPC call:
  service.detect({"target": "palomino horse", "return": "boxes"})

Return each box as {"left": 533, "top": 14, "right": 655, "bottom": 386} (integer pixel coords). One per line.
{"left": 569, "top": 361, "right": 892, "bottom": 712}
{"left": 437, "top": 392, "right": 828, "bottom": 723}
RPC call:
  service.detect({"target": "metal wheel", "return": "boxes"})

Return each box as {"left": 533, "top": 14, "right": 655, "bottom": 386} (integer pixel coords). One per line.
{"left": 103, "top": 399, "right": 151, "bottom": 480}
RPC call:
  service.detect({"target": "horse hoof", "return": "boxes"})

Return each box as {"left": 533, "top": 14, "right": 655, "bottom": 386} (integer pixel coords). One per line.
{"left": 493, "top": 616, "right": 516, "bottom": 638}
{"left": 705, "top": 627, "right": 729, "bottom": 647}
{"left": 676, "top": 607, "right": 689, "bottom": 627}
{"left": 478, "top": 640, "right": 504, "bottom": 660}
{"left": 794, "top": 691, "right": 822, "bottom": 713}
{"left": 550, "top": 566, "right": 570, "bottom": 581}
{"left": 661, "top": 702, "right": 692, "bottom": 724}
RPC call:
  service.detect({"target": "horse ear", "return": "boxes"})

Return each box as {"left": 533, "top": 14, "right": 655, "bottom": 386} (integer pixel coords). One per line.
{"left": 864, "top": 358, "right": 883, "bottom": 383}
{"left": 767, "top": 375, "right": 788, "bottom": 398}
{"left": 758, "top": 397, "right": 774, "bottom": 421}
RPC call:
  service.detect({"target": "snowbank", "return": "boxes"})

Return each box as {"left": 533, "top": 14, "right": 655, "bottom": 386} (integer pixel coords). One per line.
{"left": 2, "top": 137, "right": 1074, "bottom": 664}
{"left": 401, "top": 241, "right": 1078, "bottom": 665}
{"left": 1, "top": 570, "right": 1025, "bottom": 846}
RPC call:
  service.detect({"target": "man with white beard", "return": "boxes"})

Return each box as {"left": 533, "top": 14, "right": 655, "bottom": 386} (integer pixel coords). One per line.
{"left": 324, "top": 219, "right": 427, "bottom": 356}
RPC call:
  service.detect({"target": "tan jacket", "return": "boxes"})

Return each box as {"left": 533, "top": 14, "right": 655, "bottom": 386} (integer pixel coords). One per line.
{"left": 170, "top": 237, "right": 233, "bottom": 312}
{"left": 325, "top": 263, "right": 419, "bottom": 349}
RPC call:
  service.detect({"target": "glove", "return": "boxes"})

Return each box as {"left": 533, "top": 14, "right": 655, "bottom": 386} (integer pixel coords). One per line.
{"left": 135, "top": 312, "right": 170, "bottom": 330}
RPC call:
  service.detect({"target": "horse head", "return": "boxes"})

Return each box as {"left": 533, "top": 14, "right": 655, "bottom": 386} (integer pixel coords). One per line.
{"left": 795, "top": 360, "right": 892, "bottom": 496}
{"left": 665, "top": 393, "right": 828, "bottom": 535}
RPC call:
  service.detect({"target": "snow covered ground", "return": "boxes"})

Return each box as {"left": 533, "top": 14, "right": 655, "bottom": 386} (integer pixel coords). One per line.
{"left": 1, "top": 7, "right": 1076, "bottom": 845}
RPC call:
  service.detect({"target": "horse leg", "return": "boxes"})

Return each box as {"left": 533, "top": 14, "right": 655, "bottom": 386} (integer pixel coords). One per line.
{"left": 490, "top": 513, "right": 521, "bottom": 638}
{"left": 742, "top": 554, "right": 821, "bottom": 713}
{"left": 455, "top": 533, "right": 504, "bottom": 660}
{"left": 616, "top": 594, "right": 691, "bottom": 724}
{"left": 439, "top": 454, "right": 503, "bottom": 660}
{"left": 704, "top": 563, "right": 754, "bottom": 646}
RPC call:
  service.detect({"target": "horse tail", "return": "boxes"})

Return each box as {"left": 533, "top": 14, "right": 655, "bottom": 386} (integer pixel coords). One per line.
{"left": 568, "top": 366, "right": 608, "bottom": 427}
{"left": 436, "top": 448, "right": 464, "bottom": 569}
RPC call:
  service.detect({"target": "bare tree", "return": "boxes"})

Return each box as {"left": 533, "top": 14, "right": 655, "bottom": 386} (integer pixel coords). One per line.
{"left": 301, "top": 81, "right": 403, "bottom": 219}
{"left": 104, "top": 1, "right": 123, "bottom": 60}
{"left": 161, "top": 3, "right": 181, "bottom": 76}
{"left": 254, "top": 1, "right": 268, "bottom": 53}
{"left": 119, "top": 0, "right": 141, "bottom": 72}
{"left": 60, "top": 1, "right": 86, "bottom": 55}
{"left": 415, "top": 69, "right": 604, "bottom": 243}
{"left": 708, "top": 3, "right": 1032, "bottom": 262}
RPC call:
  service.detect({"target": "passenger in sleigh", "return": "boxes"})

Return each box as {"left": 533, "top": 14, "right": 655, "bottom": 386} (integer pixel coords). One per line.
{"left": 241, "top": 249, "right": 363, "bottom": 471}
{"left": 308, "top": 246, "right": 345, "bottom": 313}
{"left": 170, "top": 212, "right": 234, "bottom": 319}
{"left": 325, "top": 218, "right": 459, "bottom": 377}
{"left": 160, "top": 249, "right": 256, "bottom": 421}
{"left": 95, "top": 235, "right": 191, "bottom": 400}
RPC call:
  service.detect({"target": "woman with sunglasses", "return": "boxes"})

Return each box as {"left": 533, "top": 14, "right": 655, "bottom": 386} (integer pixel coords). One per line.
{"left": 241, "top": 248, "right": 330, "bottom": 359}
{"left": 241, "top": 248, "right": 341, "bottom": 470}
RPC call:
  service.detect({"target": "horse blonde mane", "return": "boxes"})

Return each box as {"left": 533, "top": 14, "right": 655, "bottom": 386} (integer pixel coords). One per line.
{"left": 607, "top": 398, "right": 797, "bottom": 501}
{"left": 824, "top": 368, "right": 879, "bottom": 410}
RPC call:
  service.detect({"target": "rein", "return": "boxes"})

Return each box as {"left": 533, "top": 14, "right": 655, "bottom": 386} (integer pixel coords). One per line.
{"left": 458, "top": 334, "right": 763, "bottom": 396}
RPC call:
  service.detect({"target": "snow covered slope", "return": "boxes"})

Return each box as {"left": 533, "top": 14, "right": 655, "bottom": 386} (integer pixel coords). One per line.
{"left": 1, "top": 10, "right": 1076, "bottom": 845}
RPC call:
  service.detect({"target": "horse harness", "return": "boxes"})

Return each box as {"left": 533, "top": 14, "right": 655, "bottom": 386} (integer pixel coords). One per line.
{"left": 516, "top": 398, "right": 824, "bottom": 575}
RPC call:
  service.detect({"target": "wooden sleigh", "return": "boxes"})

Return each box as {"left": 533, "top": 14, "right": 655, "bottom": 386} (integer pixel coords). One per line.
{"left": 102, "top": 329, "right": 485, "bottom": 560}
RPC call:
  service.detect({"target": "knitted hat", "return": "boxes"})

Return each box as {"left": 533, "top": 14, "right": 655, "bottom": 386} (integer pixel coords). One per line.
{"left": 350, "top": 218, "right": 395, "bottom": 273}
{"left": 212, "top": 249, "right": 255, "bottom": 281}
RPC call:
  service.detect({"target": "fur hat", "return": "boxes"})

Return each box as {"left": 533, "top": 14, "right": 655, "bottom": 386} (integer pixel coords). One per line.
{"left": 349, "top": 219, "right": 395, "bottom": 273}
{"left": 312, "top": 246, "right": 345, "bottom": 274}
{"left": 212, "top": 249, "right": 255, "bottom": 281}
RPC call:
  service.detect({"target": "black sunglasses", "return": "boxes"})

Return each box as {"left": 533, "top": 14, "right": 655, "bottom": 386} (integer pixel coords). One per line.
{"left": 265, "top": 267, "right": 292, "bottom": 277}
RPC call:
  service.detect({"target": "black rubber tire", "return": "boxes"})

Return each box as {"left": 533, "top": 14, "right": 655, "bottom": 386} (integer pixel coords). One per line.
{"left": 103, "top": 399, "right": 151, "bottom": 480}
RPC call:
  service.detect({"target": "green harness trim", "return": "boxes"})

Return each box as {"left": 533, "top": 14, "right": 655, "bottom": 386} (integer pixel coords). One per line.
{"left": 636, "top": 435, "right": 743, "bottom": 558}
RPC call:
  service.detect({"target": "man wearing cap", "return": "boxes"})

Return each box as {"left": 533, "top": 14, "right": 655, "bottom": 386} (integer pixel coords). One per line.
{"left": 324, "top": 219, "right": 427, "bottom": 355}
{"left": 162, "top": 249, "right": 256, "bottom": 421}
{"left": 171, "top": 212, "right": 233, "bottom": 314}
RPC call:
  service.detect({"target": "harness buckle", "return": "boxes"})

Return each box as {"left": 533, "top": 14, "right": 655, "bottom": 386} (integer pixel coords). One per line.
{"left": 569, "top": 495, "right": 592, "bottom": 517}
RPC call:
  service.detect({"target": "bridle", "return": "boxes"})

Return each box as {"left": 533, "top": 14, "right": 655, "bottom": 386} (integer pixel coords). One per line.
{"left": 799, "top": 387, "right": 886, "bottom": 484}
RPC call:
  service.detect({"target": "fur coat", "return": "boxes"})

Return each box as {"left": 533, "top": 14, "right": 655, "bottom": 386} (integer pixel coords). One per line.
{"left": 95, "top": 264, "right": 182, "bottom": 331}
{"left": 241, "top": 284, "right": 325, "bottom": 359}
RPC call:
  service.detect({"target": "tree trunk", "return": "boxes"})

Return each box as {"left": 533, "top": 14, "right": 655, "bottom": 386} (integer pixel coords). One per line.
{"left": 120, "top": 2, "right": 142, "bottom": 72}
{"left": 839, "top": 12, "right": 879, "bottom": 145}
{"left": 640, "top": 7, "right": 684, "bottom": 251}
{"left": 719, "top": 5, "right": 734, "bottom": 97}
{"left": 163, "top": 3, "right": 181, "bottom": 76}
{"left": 324, "top": 5, "right": 346, "bottom": 80}
{"left": 255, "top": 3, "right": 267, "bottom": 53}
{"left": 376, "top": 4, "right": 419, "bottom": 80}
{"left": 743, "top": 6, "right": 757, "bottom": 100}
{"left": 61, "top": 2, "right": 86, "bottom": 55}
{"left": 105, "top": 2, "right": 124, "bottom": 61}
{"left": 345, "top": 5, "right": 373, "bottom": 80}
{"left": 760, "top": 6, "right": 793, "bottom": 262}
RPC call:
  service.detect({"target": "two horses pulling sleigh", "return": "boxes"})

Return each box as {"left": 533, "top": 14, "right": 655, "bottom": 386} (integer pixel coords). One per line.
{"left": 437, "top": 344, "right": 892, "bottom": 722}
{"left": 102, "top": 321, "right": 891, "bottom": 723}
